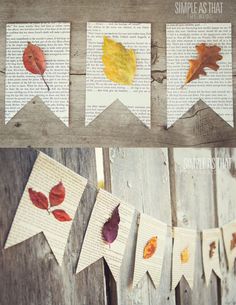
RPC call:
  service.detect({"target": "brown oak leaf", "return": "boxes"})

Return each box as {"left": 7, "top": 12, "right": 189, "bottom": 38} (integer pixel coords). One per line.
{"left": 209, "top": 241, "right": 216, "bottom": 258}
{"left": 184, "top": 43, "right": 222, "bottom": 85}
{"left": 230, "top": 232, "right": 236, "bottom": 251}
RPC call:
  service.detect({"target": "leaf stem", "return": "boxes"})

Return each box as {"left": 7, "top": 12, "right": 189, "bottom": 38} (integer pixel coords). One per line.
{"left": 41, "top": 74, "right": 50, "bottom": 91}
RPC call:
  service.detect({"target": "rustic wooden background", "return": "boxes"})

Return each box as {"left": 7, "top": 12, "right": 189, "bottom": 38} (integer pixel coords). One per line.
{"left": 0, "top": 0, "right": 236, "bottom": 147}
{"left": 0, "top": 148, "right": 236, "bottom": 305}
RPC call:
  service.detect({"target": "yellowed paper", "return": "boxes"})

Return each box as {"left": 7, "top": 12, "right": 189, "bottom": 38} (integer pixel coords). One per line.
{"left": 133, "top": 213, "right": 167, "bottom": 288}
{"left": 76, "top": 189, "right": 135, "bottom": 282}
{"left": 202, "top": 228, "right": 222, "bottom": 285}
{"left": 5, "top": 152, "right": 87, "bottom": 265}
{"left": 222, "top": 221, "right": 236, "bottom": 270}
{"left": 172, "top": 227, "right": 197, "bottom": 289}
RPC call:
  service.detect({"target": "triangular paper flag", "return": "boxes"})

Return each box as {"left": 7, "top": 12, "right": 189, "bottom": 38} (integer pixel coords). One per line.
{"left": 166, "top": 23, "right": 233, "bottom": 128}
{"left": 133, "top": 213, "right": 167, "bottom": 288}
{"left": 222, "top": 221, "right": 236, "bottom": 270}
{"left": 172, "top": 227, "right": 197, "bottom": 290}
{"left": 76, "top": 189, "right": 135, "bottom": 282}
{"left": 4, "top": 152, "right": 87, "bottom": 265}
{"left": 202, "top": 228, "right": 222, "bottom": 285}
{"left": 85, "top": 22, "right": 151, "bottom": 128}
{"left": 5, "top": 22, "right": 70, "bottom": 126}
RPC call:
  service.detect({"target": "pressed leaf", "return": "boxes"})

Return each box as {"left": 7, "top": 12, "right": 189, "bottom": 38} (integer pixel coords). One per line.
{"left": 230, "top": 233, "right": 236, "bottom": 251}
{"left": 143, "top": 236, "right": 158, "bottom": 259}
{"left": 102, "top": 204, "right": 120, "bottom": 245}
{"left": 102, "top": 36, "right": 136, "bottom": 85}
{"left": 49, "top": 181, "right": 65, "bottom": 206}
{"left": 28, "top": 188, "right": 48, "bottom": 210}
{"left": 209, "top": 241, "right": 216, "bottom": 258}
{"left": 181, "top": 247, "right": 190, "bottom": 263}
{"left": 23, "top": 42, "right": 50, "bottom": 91}
{"left": 184, "top": 43, "right": 222, "bottom": 85}
{"left": 52, "top": 209, "right": 72, "bottom": 222}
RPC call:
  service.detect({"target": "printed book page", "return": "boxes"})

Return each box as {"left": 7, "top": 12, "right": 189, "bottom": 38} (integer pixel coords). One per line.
{"left": 172, "top": 227, "right": 197, "bottom": 289}
{"left": 133, "top": 213, "right": 167, "bottom": 288}
{"left": 4, "top": 152, "right": 87, "bottom": 265}
{"left": 5, "top": 23, "right": 70, "bottom": 125}
{"left": 76, "top": 189, "right": 135, "bottom": 282}
{"left": 86, "top": 22, "right": 151, "bottom": 127}
{"left": 166, "top": 23, "right": 233, "bottom": 128}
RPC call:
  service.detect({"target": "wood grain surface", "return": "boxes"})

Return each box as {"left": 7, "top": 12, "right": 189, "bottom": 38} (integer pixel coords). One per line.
{"left": 0, "top": 0, "right": 235, "bottom": 147}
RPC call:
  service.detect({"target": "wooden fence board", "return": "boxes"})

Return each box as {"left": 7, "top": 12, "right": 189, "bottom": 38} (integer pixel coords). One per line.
{"left": 215, "top": 148, "right": 236, "bottom": 305}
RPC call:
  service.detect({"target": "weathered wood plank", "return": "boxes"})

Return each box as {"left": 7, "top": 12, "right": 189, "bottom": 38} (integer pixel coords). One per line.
{"left": 0, "top": 0, "right": 235, "bottom": 146}
{"left": 214, "top": 148, "right": 236, "bottom": 305}
{"left": 106, "top": 148, "right": 175, "bottom": 305}
{"left": 0, "top": 148, "right": 107, "bottom": 305}
{"left": 171, "top": 148, "right": 220, "bottom": 305}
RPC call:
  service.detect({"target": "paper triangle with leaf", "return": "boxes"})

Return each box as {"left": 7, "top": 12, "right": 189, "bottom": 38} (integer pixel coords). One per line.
{"left": 172, "top": 227, "right": 197, "bottom": 290}
{"left": 166, "top": 23, "right": 233, "bottom": 128}
{"left": 4, "top": 152, "right": 87, "bottom": 265}
{"left": 5, "top": 22, "right": 70, "bottom": 126}
{"left": 133, "top": 214, "right": 167, "bottom": 288}
{"left": 85, "top": 22, "right": 151, "bottom": 128}
{"left": 76, "top": 189, "right": 135, "bottom": 282}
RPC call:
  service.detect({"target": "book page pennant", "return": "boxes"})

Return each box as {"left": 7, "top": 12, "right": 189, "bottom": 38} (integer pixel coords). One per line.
{"left": 5, "top": 23, "right": 70, "bottom": 126}
{"left": 202, "top": 228, "right": 222, "bottom": 285}
{"left": 222, "top": 221, "right": 236, "bottom": 270}
{"left": 4, "top": 152, "right": 87, "bottom": 265}
{"left": 166, "top": 23, "right": 233, "bottom": 128}
{"left": 76, "top": 189, "right": 135, "bottom": 282}
{"left": 172, "top": 227, "right": 197, "bottom": 289}
{"left": 133, "top": 213, "right": 167, "bottom": 288}
{"left": 85, "top": 22, "right": 151, "bottom": 128}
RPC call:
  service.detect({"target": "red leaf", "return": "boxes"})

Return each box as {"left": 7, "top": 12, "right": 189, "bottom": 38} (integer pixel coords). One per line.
{"left": 23, "top": 42, "right": 50, "bottom": 91}
{"left": 28, "top": 188, "right": 48, "bottom": 210}
{"left": 102, "top": 204, "right": 120, "bottom": 245}
{"left": 49, "top": 181, "right": 65, "bottom": 207}
{"left": 52, "top": 209, "right": 72, "bottom": 222}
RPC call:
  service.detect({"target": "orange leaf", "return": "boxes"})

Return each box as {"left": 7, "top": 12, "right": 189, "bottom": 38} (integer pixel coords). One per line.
{"left": 184, "top": 43, "right": 222, "bottom": 85}
{"left": 143, "top": 236, "right": 158, "bottom": 259}
{"left": 23, "top": 42, "right": 50, "bottom": 91}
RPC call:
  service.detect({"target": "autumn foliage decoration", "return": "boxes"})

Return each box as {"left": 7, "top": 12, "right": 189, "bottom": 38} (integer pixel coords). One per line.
{"left": 102, "top": 36, "right": 136, "bottom": 85}
{"left": 143, "top": 236, "right": 158, "bottom": 259}
{"left": 23, "top": 42, "right": 50, "bottom": 91}
{"left": 184, "top": 43, "right": 222, "bottom": 86}
{"left": 102, "top": 204, "right": 120, "bottom": 246}
{"left": 28, "top": 181, "right": 72, "bottom": 222}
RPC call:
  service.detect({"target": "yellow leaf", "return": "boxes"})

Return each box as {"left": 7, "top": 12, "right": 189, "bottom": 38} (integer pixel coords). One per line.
{"left": 181, "top": 247, "right": 190, "bottom": 263}
{"left": 102, "top": 36, "right": 136, "bottom": 85}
